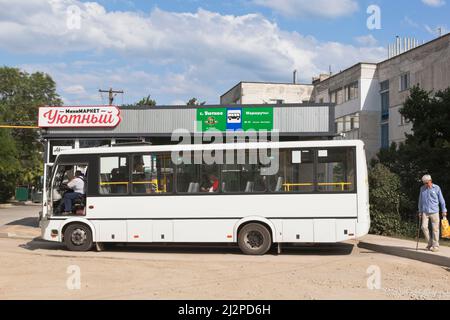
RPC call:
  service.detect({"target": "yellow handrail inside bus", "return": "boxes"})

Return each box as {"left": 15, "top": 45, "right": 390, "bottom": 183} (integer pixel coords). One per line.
{"left": 100, "top": 180, "right": 165, "bottom": 193}
{"left": 283, "top": 182, "right": 352, "bottom": 192}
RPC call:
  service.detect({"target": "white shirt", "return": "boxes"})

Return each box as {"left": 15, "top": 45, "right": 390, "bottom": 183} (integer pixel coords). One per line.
{"left": 67, "top": 177, "right": 85, "bottom": 194}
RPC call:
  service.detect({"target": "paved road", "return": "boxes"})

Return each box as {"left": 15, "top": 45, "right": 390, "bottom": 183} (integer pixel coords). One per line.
{"left": 0, "top": 236, "right": 449, "bottom": 300}
{"left": 0, "top": 204, "right": 40, "bottom": 226}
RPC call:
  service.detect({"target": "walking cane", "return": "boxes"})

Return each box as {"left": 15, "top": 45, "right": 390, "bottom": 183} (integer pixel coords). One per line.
{"left": 416, "top": 213, "right": 421, "bottom": 251}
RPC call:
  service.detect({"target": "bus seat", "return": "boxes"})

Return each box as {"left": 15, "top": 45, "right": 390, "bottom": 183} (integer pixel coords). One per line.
{"left": 100, "top": 173, "right": 110, "bottom": 194}
{"left": 275, "top": 177, "right": 284, "bottom": 192}
{"left": 245, "top": 181, "right": 255, "bottom": 193}
{"left": 192, "top": 183, "right": 200, "bottom": 193}
{"left": 187, "top": 182, "right": 195, "bottom": 193}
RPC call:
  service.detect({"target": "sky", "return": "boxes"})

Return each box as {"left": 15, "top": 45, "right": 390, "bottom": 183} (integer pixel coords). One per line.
{"left": 0, "top": 0, "right": 449, "bottom": 106}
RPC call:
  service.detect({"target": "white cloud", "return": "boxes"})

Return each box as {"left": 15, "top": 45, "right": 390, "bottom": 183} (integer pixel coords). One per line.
{"left": 3, "top": 0, "right": 385, "bottom": 105}
{"left": 355, "top": 34, "right": 378, "bottom": 46}
{"left": 63, "top": 84, "right": 86, "bottom": 95}
{"left": 253, "top": 0, "right": 359, "bottom": 18}
{"left": 422, "top": 0, "right": 446, "bottom": 7}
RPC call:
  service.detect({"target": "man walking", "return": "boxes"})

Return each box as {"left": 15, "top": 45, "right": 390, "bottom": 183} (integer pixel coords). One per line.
{"left": 418, "top": 175, "right": 447, "bottom": 252}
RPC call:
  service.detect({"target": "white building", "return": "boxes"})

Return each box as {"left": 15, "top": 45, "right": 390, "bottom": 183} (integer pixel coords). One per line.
{"left": 220, "top": 81, "right": 313, "bottom": 105}
{"left": 220, "top": 33, "right": 450, "bottom": 159}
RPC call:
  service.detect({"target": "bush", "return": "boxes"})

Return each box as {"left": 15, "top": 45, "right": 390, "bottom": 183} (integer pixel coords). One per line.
{"left": 369, "top": 164, "right": 405, "bottom": 236}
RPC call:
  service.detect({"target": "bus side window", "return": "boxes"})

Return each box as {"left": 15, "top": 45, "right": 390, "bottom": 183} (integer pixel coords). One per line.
{"left": 176, "top": 155, "right": 219, "bottom": 194}
{"left": 316, "top": 148, "right": 356, "bottom": 192}
{"left": 131, "top": 153, "right": 174, "bottom": 194}
{"left": 99, "top": 156, "right": 129, "bottom": 195}
{"left": 221, "top": 150, "right": 267, "bottom": 193}
{"left": 268, "top": 149, "right": 314, "bottom": 193}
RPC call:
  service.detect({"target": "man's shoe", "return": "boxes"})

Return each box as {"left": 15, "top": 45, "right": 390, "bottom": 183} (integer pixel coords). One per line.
{"left": 430, "top": 247, "right": 440, "bottom": 253}
{"left": 426, "top": 245, "right": 432, "bottom": 251}
{"left": 61, "top": 211, "right": 72, "bottom": 216}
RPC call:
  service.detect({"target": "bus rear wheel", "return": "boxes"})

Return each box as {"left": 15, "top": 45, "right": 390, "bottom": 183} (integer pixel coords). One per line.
{"left": 238, "top": 223, "right": 272, "bottom": 255}
{"left": 64, "top": 223, "right": 93, "bottom": 252}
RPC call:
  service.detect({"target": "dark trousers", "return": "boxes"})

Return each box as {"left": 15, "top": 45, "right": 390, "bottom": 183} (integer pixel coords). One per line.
{"left": 63, "top": 192, "right": 83, "bottom": 212}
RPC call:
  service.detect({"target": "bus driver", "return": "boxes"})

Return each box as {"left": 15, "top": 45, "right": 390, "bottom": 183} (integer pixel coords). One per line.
{"left": 61, "top": 170, "right": 85, "bottom": 215}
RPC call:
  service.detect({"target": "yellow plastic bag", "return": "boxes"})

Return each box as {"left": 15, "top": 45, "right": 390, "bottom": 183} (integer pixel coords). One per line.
{"left": 442, "top": 218, "right": 450, "bottom": 239}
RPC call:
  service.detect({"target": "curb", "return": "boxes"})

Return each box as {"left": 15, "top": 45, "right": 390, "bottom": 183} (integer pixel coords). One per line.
{"left": 358, "top": 240, "right": 450, "bottom": 268}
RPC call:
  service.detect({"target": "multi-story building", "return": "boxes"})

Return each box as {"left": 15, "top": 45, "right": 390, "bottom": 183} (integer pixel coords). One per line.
{"left": 220, "top": 81, "right": 313, "bottom": 105}
{"left": 220, "top": 33, "right": 450, "bottom": 159}
{"left": 377, "top": 34, "right": 450, "bottom": 147}
{"left": 310, "top": 63, "right": 381, "bottom": 160}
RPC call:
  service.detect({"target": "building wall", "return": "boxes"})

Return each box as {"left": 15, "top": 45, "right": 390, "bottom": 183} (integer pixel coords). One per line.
{"left": 221, "top": 82, "right": 313, "bottom": 105}
{"left": 378, "top": 34, "right": 450, "bottom": 145}
{"left": 220, "top": 84, "right": 242, "bottom": 104}
{"left": 389, "top": 105, "right": 413, "bottom": 145}
{"left": 311, "top": 63, "right": 380, "bottom": 160}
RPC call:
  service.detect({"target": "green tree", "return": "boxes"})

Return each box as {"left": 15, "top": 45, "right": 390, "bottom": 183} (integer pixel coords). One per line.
{"left": 135, "top": 95, "right": 157, "bottom": 107}
{"left": 0, "top": 67, "right": 62, "bottom": 201}
{"left": 186, "top": 97, "right": 206, "bottom": 106}
{"left": 373, "top": 86, "right": 450, "bottom": 236}
{"left": 0, "top": 122, "right": 20, "bottom": 203}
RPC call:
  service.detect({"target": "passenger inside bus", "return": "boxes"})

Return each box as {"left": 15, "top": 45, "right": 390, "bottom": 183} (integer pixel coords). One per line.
{"left": 200, "top": 174, "right": 219, "bottom": 193}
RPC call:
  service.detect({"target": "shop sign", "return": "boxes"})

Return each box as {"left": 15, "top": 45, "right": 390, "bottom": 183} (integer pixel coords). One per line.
{"left": 38, "top": 106, "right": 121, "bottom": 128}
{"left": 196, "top": 107, "right": 273, "bottom": 132}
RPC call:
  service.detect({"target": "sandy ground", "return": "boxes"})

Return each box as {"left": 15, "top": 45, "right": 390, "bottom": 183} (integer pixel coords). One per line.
{"left": 0, "top": 204, "right": 40, "bottom": 226}
{"left": 0, "top": 237, "right": 449, "bottom": 300}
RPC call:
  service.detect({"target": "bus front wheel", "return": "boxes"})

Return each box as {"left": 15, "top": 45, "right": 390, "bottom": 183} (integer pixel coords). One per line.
{"left": 64, "top": 223, "right": 93, "bottom": 252}
{"left": 238, "top": 223, "right": 272, "bottom": 255}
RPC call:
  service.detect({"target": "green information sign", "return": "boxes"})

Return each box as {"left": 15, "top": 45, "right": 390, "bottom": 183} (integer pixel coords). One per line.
{"left": 242, "top": 108, "right": 273, "bottom": 131}
{"left": 196, "top": 107, "right": 273, "bottom": 132}
{"left": 196, "top": 108, "right": 227, "bottom": 132}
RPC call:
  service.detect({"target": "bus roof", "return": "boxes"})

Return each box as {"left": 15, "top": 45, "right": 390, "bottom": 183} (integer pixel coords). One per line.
{"left": 57, "top": 140, "right": 365, "bottom": 156}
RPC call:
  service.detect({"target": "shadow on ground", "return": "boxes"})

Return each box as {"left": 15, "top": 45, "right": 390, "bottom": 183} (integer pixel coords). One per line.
{"left": 6, "top": 217, "right": 38, "bottom": 227}
{"left": 20, "top": 239, "right": 355, "bottom": 256}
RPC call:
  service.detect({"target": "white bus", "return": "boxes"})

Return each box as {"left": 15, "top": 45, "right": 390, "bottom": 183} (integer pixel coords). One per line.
{"left": 39, "top": 140, "right": 370, "bottom": 255}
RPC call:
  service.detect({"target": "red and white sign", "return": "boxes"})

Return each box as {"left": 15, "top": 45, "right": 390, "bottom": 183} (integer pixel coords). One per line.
{"left": 38, "top": 106, "right": 121, "bottom": 128}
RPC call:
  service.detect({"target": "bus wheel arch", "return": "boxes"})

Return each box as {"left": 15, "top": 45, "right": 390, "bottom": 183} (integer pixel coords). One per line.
{"left": 235, "top": 218, "right": 275, "bottom": 255}
{"left": 61, "top": 220, "right": 95, "bottom": 252}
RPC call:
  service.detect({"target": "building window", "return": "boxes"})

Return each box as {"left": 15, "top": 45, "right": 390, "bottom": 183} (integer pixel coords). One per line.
{"left": 336, "top": 88, "right": 344, "bottom": 104}
{"left": 329, "top": 88, "right": 344, "bottom": 105}
{"left": 399, "top": 72, "right": 410, "bottom": 92}
{"left": 380, "top": 80, "right": 390, "bottom": 121}
{"left": 329, "top": 91, "right": 336, "bottom": 104}
{"left": 380, "top": 80, "right": 389, "bottom": 91}
{"left": 381, "top": 123, "right": 389, "bottom": 149}
{"left": 350, "top": 115, "right": 359, "bottom": 130}
{"left": 345, "top": 82, "right": 359, "bottom": 101}
{"left": 335, "top": 113, "right": 359, "bottom": 134}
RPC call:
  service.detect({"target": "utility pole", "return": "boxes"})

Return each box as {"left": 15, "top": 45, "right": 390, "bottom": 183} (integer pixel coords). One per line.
{"left": 99, "top": 88, "right": 124, "bottom": 105}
